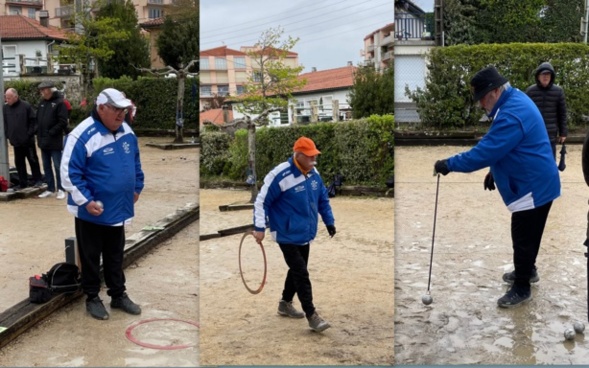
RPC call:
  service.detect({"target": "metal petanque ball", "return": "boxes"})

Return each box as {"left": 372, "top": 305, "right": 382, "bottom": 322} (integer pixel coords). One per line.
{"left": 422, "top": 294, "right": 433, "bottom": 305}
{"left": 96, "top": 200, "right": 104, "bottom": 209}
{"left": 573, "top": 321, "right": 585, "bottom": 334}
{"left": 564, "top": 328, "right": 575, "bottom": 341}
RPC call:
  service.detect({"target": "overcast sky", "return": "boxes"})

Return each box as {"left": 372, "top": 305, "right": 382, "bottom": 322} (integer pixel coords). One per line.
{"left": 411, "top": 0, "right": 434, "bottom": 12}
{"left": 200, "top": 0, "right": 393, "bottom": 73}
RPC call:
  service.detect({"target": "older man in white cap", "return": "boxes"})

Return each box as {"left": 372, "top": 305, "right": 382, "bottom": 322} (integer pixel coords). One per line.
{"left": 253, "top": 136, "right": 336, "bottom": 332}
{"left": 60, "top": 88, "right": 145, "bottom": 320}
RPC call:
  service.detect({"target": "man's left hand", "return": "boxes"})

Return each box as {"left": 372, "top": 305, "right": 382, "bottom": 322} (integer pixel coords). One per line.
{"left": 326, "top": 224, "right": 336, "bottom": 238}
{"left": 559, "top": 136, "right": 567, "bottom": 144}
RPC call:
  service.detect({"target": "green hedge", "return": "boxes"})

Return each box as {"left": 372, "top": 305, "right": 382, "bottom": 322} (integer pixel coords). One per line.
{"left": 407, "top": 42, "right": 589, "bottom": 129}
{"left": 4, "top": 77, "right": 199, "bottom": 132}
{"left": 200, "top": 115, "right": 395, "bottom": 187}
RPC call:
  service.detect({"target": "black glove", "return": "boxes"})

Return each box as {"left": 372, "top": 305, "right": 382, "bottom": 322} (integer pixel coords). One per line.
{"left": 326, "top": 224, "right": 336, "bottom": 238}
{"left": 434, "top": 160, "right": 450, "bottom": 176}
{"left": 484, "top": 172, "right": 495, "bottom": 191}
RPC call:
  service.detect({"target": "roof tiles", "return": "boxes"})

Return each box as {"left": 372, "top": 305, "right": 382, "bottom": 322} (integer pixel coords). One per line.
{"left": 0, "top": 15, "right": 69, "bottom": 41}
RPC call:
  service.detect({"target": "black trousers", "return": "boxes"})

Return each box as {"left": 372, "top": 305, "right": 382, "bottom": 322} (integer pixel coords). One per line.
{"left": 13, "top": 144, "right": 42, "bottom": 187}
{"left": 75, "top": 217, "right": 127, "bottom": 299}
{"left": 279, "top": 243, "right": 315, "bottom": 317}
{"left": 511, "top": 201, "right": 553, "bottom": 290}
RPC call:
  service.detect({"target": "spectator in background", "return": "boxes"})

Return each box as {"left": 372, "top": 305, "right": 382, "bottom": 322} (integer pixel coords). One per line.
{"left": 526, "top": 62, "right": 568, "bottom": 158}
{"left": 3, "top": 88, "right": 43, "bottom": 189}
{"left": 36, "top": 81, "right": 68, "bottom": 199}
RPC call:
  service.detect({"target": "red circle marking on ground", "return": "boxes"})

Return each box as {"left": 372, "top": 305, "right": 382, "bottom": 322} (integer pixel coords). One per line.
{"left": 239, "top": 231, "right": 267, "bottom": 294}
{"left": 125, "top": 318, "right": 199, "bottom": 350}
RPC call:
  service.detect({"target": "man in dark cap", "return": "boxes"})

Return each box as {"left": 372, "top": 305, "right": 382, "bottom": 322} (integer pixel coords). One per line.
{"left": 433, "top": 66, "right": 560, "bottom": 308}
{"left": 36, "top": 80, "right": 68, "bottom": 199}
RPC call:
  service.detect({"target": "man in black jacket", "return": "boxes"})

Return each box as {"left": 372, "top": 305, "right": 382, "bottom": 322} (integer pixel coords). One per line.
{"left": 526, "top": 62, "right": 568, "bottom": 158}
{"left": 36, "top": 81, "right": 68, "bottom": 199}
{"left": 3, "top": 88, "right": 43, "bottom": 189}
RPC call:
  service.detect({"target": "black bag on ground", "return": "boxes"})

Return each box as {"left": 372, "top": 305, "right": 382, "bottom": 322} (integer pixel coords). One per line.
{"left": 46, "top": 262, "right": 81, "bottom": 294}
{"left": 29, "top": 274, "right": 52, "bottom": 304}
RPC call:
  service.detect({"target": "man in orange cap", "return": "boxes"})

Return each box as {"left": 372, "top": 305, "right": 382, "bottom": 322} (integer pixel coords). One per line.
{"left": 253, "top": 136, "right": 336, "bottom": 332}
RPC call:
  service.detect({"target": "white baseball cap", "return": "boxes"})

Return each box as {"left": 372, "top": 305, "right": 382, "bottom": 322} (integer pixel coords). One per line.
{"left": 96, "top": 88, "right": 132, "bottom": 109}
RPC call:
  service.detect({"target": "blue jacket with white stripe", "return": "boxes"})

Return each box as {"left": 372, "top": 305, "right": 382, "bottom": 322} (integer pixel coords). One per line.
{"left": 60, "top": 109, "right": 144, "bottom": 226}
{"left": 447, "top": 86, "right": 560, "bottom": 212}
{"left": 254, "top": 156, "right": 335, "bottom": 245}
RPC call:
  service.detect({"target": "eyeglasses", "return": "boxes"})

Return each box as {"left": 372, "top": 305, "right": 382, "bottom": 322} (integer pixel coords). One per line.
{"left": 105, "top": 104, "right": 128, "bottom": 114}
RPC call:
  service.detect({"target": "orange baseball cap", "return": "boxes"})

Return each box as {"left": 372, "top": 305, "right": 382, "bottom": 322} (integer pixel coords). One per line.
{"left": 293, "top": 136, "right": 321, "bottom": 156}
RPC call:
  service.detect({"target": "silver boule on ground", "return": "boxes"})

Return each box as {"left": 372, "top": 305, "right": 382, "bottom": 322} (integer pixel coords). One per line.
{"left": 573, "top": 321, "right": 585, "bottom": 334}
{"left": 564, "top": 328, "right": 576, "bottom": 341}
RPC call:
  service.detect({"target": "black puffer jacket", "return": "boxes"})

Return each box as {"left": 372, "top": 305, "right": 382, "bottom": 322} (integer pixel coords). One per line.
{"left": 525, "top": 62, "right": 567, "bottom": 142}
{"left": 36, "top": 90, "right": 68, "bottom": 150}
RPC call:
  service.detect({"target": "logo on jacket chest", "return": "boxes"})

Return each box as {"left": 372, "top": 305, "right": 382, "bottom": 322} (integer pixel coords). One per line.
{"left": 122, "top": 142, "right": 130, "bottom": 154}
{"left": 310, "top": 179, "right": 319, "bottom": 191}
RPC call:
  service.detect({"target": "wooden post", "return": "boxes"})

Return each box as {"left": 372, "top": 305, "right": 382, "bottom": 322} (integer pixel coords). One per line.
{"left": 311, "top": 100, "right": 318, "bottom": 123}
{"left": 333, "top": 100, "right": 340, "bottom": 122}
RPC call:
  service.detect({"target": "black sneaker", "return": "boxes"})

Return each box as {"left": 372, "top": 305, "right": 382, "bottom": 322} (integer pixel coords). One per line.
{"left": 497, "top": 286, "right": 532, "bottom": 308}
{"left": 86, "top": 297, "right": 109, "bottom": 320}
{"left": 110, "top": 293, "right": 141, "bottom": 315}
{"left": 502, "top": 268, "right": 539, "bottom": 284}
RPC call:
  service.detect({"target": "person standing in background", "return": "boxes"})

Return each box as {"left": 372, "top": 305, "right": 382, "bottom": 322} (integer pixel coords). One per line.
{"left": 526, "top": 62, "right": 567, "bottom": 158}
{"left": 3, "top": 88, "right": 43, "bottom": 189}
{"left": 36, "top": 81, "right": 68, "bottom": 199}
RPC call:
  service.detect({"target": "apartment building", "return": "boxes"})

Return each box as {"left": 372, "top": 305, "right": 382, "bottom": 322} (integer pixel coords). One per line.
{"left": 199, "top": 45, "right": 299, "bottom": 112}
{"left": 0, "top": 0, "right": 172, "bottom": 29}
{"left": 363, "top": 23, "right": 394, "bottom": 71}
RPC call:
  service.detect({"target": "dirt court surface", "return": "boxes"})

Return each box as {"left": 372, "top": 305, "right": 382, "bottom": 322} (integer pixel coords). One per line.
{"left": 199, "top": 188, "right": 394, "bottom": 365}
{"left": 0, "top": 137, "right": 199, "bottom": 367}
{"left": 395, "top": 145, "right": 589, "bottom": 364}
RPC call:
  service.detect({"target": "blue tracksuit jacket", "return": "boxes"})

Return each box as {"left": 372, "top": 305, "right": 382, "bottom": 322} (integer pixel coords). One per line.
{"left": 60, "top": 110, "right": 144, "bottom": 226}
{"left": 254, "top": 156, "right": 335, "bottom": 245}
{"left": 447, "top": 86, "right": 560, "bottom": 212}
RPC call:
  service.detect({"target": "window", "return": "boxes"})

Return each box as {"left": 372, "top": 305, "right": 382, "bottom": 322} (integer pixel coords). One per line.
{"left": 200, "top": 58, "right": 209, "bottom": 70}
{"left": 28, "top": 8, "right": 36, "bottom": 18}
{"left": 236, "top": 85, "right": 245, "bottom": 95}
{"left": 252, "top": 71, "right": 263, "bottom": 82}
{"left": 148, "top": 7, "right": 162, "bottom": 19}
{"left": 217, "top": 85, "right": 229, "bottom": 96}
{"left": 234, "top": 57, "right": 246, "bottom": 69}
{"left": 200, "top": 85, "right": 212, "bottom": 97}
{"left": 215, "top": 58, "right": 227, "bottom": 70}
{"left": 8, "top": 6, "right": 22, "bottom": 15}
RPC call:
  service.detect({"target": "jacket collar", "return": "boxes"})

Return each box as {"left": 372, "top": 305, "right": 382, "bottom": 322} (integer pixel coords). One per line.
{"left": 488, "top": 85, "right": 514, "bottom": 118}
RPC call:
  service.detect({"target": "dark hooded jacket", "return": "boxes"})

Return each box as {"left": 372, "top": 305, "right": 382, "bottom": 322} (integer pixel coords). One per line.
{"left": 36, "top": 90, "right": 69, "bottom": 150}
{"left": 525, "top": 62, "right": 567, "bottom": 143}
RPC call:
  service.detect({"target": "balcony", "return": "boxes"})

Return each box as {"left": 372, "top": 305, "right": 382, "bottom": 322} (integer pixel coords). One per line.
{"left": 55, "top": 5, "right": 73, "bottom": 18}
{"left": 395, "top": 15, "right": 434, "bottom": 41}
{"left": 6, "top": 0, "right": 42, "bottom": 8}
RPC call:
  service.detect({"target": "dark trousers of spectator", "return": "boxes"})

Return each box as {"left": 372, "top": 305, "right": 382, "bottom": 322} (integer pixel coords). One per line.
{"left": 41, "top": 149, "right": 63, "bottom": 192}
{"left": 13, "top": 144, "right": 43, "bottom": 187}
{"left": 75, "top": 218, "right": 127, "bottom": 299}
{"left": 279, "top": 243, "right": 315, "bottom": 317}
{"left": 511, "top": 201, "right": 553, "bottom": 291}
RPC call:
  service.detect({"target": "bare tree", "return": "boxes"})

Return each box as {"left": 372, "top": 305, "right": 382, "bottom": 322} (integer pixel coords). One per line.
{"left": 138, "top": 61, "right": 197, "bottom": 143}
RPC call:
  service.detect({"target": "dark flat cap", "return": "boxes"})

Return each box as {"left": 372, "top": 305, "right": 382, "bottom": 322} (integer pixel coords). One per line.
{"left": 38, "top": 81, "right": 55, "bottom": 89}
{"left": 470, "top": 66, "right": 508, "bottom": 102}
